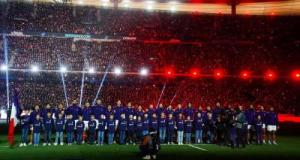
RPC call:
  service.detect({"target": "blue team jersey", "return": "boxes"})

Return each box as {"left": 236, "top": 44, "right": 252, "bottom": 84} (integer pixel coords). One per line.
{"left": 174, "top": 109, "right": 183, "bottom": 120}
{"left": 136, "top": 121, "right": 143, "bottom": 132}
{"left": 256, "top": 120, "right": 263, "bottom": 133}
{"left": 127, "top": 120, "right": 136, "bottom": 132}
{"left": 92, "top": 105, "right": 105, "bottom": 120}
{"left": 246, "top": 108, "right": 256, "bottom": 125}
{"left": 55, "top": 108, "right": 65, "bottom": 119}
{"left": 55, "top": 118, "right": 65, "bottom": 132}
{"left": 185, "top": 120, "right": 193, "bottom": 133}
{"left": 113, "top": 106, "right": 125, "bottom": 120}
{"left": 167, "top": 119, "right": 175, "bottom": 131}
{"left": 43, "top": 117, "right": 54, "bottom": 130}
{"left": 98, "top": 119, "right": 106, "bottom": 131}
{"left": 33, "top": 120, "right": 42, "bottom": 133}
{"left": 150, "top": 118, "right": 158, "bottom": 130}
{"left": 76, "top": 121, "right": 85, "bottom": 133}
{"left": 105, "top": 110, "right": 114, "bottom": 120}
{"left": 147, "top": 109, "right": 155, "bottom": 118}
{"left": 41, "top": 108, "right": 54, "bottom": 119}
{"left": 30, "top": 110, "right": 40, "bottom": 123}
{"left": 156, "top": 108, "right": 165, "bottom": 117}
{"left": 176, "top": 119, "right": 184, "bottom": 131}
{"left": 136, "top": 110, "right": 144, "bottom": 118}
{"left": 159, "top": 118, "right": 166, "bottom": 128}
{"left": 184, "top": 107, "right": 195, "bottom": 119}
{"left": 266, "top": 111, "right": 278, "bottom": 125}
{"left": 256, "top": 111, "right": 267, "bottom": 123}
{"left": 194, "top": 117, "right": 204, "bottom": 130}
{"left": 66, "top": 105, "right": 81, "bottom": 120}
{"left": 142, "top": 118, "right": 150, "bottom": 130}
{"left": 165, "top": 109, "right": 174, "bottom": 117}
{"left": 107, "top": 120, "right": 116, "bottom": 133}
{"left": 119, "top": 119, "right": 127, "bottom": 131}
{"left": 88, "top": 120, "right": 97, "bottom": 132}
{"left": 212, "top": 108, "right": 222, "bottom": 121}
{"left": 125, "top": 108, "right": 136, "bottom": 119}
{"left": 20, "top": 115, "right": 31, "bottom": 129}
{"left": 82, "top": 107, "right": 92, "bottom": 121}
{"left": 65, "top": 119, "right": 75, "bottom": 132}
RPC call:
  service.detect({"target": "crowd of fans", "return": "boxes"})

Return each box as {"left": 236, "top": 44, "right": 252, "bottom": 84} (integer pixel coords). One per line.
{"left": 0, "top": 2, "right": 299, "bottom": 115}
{"left": 0, "top": 2, "right": 299, "bottom": 41}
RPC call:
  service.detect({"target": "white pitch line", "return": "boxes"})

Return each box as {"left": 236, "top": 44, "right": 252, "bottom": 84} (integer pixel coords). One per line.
{"left": 187, "top": 144, "right": 208, "bottom": 151}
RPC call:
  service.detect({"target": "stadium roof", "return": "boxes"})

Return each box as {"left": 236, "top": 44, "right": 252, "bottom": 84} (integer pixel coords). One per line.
{"left": 8, "top": 0, "right": 300, "bottom": 15}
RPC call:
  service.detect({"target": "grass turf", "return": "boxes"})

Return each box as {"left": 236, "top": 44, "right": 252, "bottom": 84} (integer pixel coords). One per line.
{"left": 0, "top": 135, "right": 300, "bottom": 160}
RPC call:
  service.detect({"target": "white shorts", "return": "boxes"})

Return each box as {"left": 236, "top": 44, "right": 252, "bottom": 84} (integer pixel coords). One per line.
{"left": 84, "top": 121, "right": 89, "bottom": 131}
{"left": 267, "top": 125, "right": 277, "bottom": 132}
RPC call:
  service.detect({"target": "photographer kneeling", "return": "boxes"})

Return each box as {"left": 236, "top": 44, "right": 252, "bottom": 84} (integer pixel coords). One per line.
{"left": 139, "top": 131, "right": 160, "bottom": 160}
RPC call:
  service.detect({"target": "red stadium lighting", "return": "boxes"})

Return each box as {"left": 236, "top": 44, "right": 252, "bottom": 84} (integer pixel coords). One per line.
{"left": 291, "top": 70, "right": 300, "bottom": 81}
{"left": 164, "top": 67, "right": 175, "bottom": 78}
{"left": 214, "top": 69, "right": 224, "bottom": 79}
{"left": 190, "top": 68, "right": 200, "bottom": 78}
{"left": 265, "top": 70, "right": 277, "bottom": 81}
{"left": 240, "top": 70, "right": 251, "bottom": 80}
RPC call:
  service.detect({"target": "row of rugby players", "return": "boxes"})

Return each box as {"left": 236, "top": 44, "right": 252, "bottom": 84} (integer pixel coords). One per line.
{"left": 19, "top": 100, "right": 278, "bottom": 147}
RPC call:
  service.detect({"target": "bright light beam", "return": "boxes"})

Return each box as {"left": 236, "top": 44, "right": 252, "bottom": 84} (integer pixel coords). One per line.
{"left": 60, "top": 71, "right": 69, "bottom": 107}
{"left": 58, "top": 57, "right": 69, "bottom": 107}
{"left": 0, "top": 64, "right": 8, "bottom": 71}
{"left": 156, "top": 82, "right": 167, "bottom": 108}
{"left": 31, "top": 65, "right": 39, "bottom": 73}
{"left": 88, "top": 67, "right": 95, "bottom": 74}
{"left": 3, "top": 35, "right": 10, "bottom": 110}
{"left": 113, "top": 67, "right": 122, "bottom": 75}
{"left": 79, "top": 69, "right": 85, "bottom": 107}
{"left": 140, "top": 68, "right": 149, "bottom": 76}
{"left": 93, "top": 66, "right": 110, "bottom": 105}
{"left": 60, "top": 66, "right": 67, "bottom": 73}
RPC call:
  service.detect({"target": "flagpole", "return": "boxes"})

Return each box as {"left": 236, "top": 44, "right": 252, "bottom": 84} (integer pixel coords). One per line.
{"left": 3, "top": 34, "right": 10, "bottom": 116}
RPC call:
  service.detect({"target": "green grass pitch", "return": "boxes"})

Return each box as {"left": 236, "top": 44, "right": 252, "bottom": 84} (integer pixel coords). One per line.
{"left": 0, "top": 135, "right": 300, "bottom": 160}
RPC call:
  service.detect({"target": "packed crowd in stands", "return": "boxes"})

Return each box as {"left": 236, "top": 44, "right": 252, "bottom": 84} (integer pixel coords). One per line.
{"left": 0, "top": 2, "right": 299, "bottom": 41}
{"left": 0, "top": 2, "right": 299, "bottom": 115}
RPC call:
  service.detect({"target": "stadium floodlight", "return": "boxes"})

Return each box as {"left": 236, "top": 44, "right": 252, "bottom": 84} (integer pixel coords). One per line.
{"left": 170, "top": 6, "right": 176, "bottom": 12}
{"left": 123, "top": 3, "right": 129, "bottom": 8}
{"left": 88, "top": 67, "right": 95, "bottom": 74}
{"left": 113, "top": 67, "right": 122, "bottom": 75}
{"left": 78, "top": 0, "right": 84, "bottom": 4}
{"left": 147, "top": 5, "right": 153, "bottom": 11}
{"left": 190, "top": 68, "right": 200, "bottom": 78}
{"left": 146, "top": 0, "right": 155, "bottom": 11}
{"left": 0, "top": 64, "right": 8, "bottom": 71}
{"left": 60, "top": 66, "right": 67, "bottom": 73}
{"left": 140, "top": 68, "right": 149, "bottom": 76}
{"left": 101, "top": 0, "right": 109, "bottom": 6}
{"left": 31, "top": 65, "right": 39, "bottom": 73}
{"left": 240, "top": 70, "right": 251, "bottom": 79}
{"left": 265, "top": 70, "right": 277, "bottom": 81}
{"left": 291, "top": 70, "right": 300, "bottom": 81}
{"left": 214, "top": 69, "right": 224, "bottom": 79}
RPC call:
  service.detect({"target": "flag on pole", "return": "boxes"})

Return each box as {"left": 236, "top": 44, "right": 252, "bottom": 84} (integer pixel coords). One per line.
{"left": 7, "top": 91, "right": 21, "bottom": 146}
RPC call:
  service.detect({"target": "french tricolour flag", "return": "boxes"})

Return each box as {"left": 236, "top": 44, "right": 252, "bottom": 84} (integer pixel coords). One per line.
{"left": 7, "top": 92, "right": 21, "bottom": 146}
